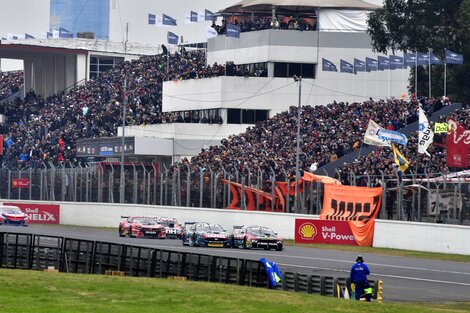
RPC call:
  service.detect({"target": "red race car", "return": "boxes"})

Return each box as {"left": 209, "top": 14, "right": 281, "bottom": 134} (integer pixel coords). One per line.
{"left": 156, "top": 217, "right": 182, "bottom": 239}
{"left": 118, "top": 216, "right": 166, "bottom": 239}
{"left": 0, "top": 205, "right": 29, "bottom": 226}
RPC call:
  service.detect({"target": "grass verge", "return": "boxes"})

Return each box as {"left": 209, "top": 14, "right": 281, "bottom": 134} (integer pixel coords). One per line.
{"left": 0, "top": 269, "right": 469, "bottom": 313}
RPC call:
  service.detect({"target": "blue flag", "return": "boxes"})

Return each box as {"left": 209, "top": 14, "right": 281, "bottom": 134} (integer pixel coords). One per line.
{"left": 25, "top": 33, "right": 35, "bottom": 39}
{"left": 417, "top": 52, "right": 429, "bottom": 65}
{"left": 430, "top": 52, "right": 443, "bottom": 65}
{"left": 190, "top": 11, "right": 198, "bottom": 22}
{"left": 322, "top": 58, "right": 337, "bottom": 72}
{"left": 205, "top": 9, "right": 214, "bottom": 21}
{"left": 354, "top": 59, "right": 365, "bottom": 74}
{"left": 167, "top": 31, "right": 178, "bottom": 45}
{"left": 366, "top": 57, "right": 377, "bottom": 72}
{"left": 260, "top": 258, "right": 282, "bottom": 288}
{"left": 445, "top": 49, "right": 464, "bottom": 64}
{"left": 148, "top": 13, "right": 156, "bottom": 25}
{"left": 340, "top": 59, "right": 354, "bottom": 73}
{"left": 59, "top": 27, "right": 73, "bottom": 38}
{"left": 226, "top": 23, "right": 240, "bottom": 38}
{"left": 162, "top": 14, "right": 177, "bottom": 26}
{"left": 378, "top": 56, "right": 390, "bottom": 70}
{"left": 404, "top": 52, "right": 417, "bottom": 68}
{"left": 389, "top": 55, "right": 403, "bottom": 70}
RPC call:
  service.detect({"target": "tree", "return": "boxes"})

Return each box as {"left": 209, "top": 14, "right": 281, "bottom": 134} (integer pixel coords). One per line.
{"left": 367, "top": 0, "right": 470, "bottom": 101}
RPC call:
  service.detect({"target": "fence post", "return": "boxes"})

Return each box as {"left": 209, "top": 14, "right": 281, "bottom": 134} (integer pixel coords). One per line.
{"left": 379, "top": 170, "right": 386, "bottom": 220}
{"left": 198, "top": 166, "right": 204, "bottom": 208}
{"left": 270, "top": 167, "right": 275, "bottom": 212}
{"left": 18, "top": 169, "right": 22, "bottom": 200}
{"left": 49, "top": 162, "right": 56, "bottom": 201}
{"left": 151, "top": 163, "right": 158, "bottom": 205}
{"left": 185, "top": 163, "right": 191, "bottom": 207}
{"left": 241, "top": 176, "right": 246, "bottom": 210}
{"left": 256, "top": 166, "right": 262, "bottom": 211}
{"left": 207, "top": 164, "right": 214, "bottom": 208}
{"left": 29, "top": 168, "right": 32, "bottom": 200}
{"left": 132, "top": 164, "right": 138, "bottom": 204}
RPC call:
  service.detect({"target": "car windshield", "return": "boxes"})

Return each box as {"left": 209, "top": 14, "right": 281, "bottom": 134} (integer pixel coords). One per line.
{"left": 2, "top": 207, "right": 22, "bottom": 214}
{"left": 250, "top": 227, "right": 275, "bottom": 236}
{"left": 199, "top": 224, "right": 223, "bottom": 232}
{"left": 134, "top": 218, "right": 158, "bottom": 225}
{"left": 158, "top": 220, "right": 176, "bottom": 227}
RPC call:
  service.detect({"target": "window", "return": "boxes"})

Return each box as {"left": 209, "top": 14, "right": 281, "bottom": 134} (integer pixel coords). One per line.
{"left": 273, "top": 62, "right": 315, "bottom": 79}
{"left": 227, "top": 109, "right": 269, "bottom": 124}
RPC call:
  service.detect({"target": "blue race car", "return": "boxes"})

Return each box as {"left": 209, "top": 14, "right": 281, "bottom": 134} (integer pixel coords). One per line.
{"left": 182, "top": 222, "right": 230, "bottom": 248}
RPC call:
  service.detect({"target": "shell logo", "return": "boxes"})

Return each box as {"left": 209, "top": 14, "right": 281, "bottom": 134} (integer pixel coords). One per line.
{"left": 12, "top": 181, "right": 18, "bottom": 187}
{"left": 299, "top": 222, "right": 317, "bottom": 240}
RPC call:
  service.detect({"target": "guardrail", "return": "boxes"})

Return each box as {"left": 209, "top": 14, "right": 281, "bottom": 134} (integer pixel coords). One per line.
{"left": 0, "top": 232, "right": 380, "bottom": 301}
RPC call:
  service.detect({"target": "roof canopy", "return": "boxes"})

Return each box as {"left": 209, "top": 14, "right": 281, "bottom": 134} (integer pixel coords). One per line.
{"left": 223, "top": 0, "right": 381, "bottom": 13}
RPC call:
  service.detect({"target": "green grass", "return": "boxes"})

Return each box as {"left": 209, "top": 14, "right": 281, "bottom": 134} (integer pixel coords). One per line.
{"left": 0, "top": 269, "right": 469, "bottom": 313}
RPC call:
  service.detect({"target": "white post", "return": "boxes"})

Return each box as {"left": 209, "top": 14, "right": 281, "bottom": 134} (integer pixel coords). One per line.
{"left": 428, "top": 48, "right": 432, "bottom": 99}
{"left": 444, "top": 62, "right": 447, "bottom": 97}
{"left": 415, "top": 51, "right": 418, "bottom": 98}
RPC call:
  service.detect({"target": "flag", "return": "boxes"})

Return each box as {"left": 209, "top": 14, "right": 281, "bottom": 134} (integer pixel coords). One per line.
{"left": 226, "top": 23, "right": 240, "bottom": 38}
{"left": 206, "top": 26, "right": 218, "bottom": 39}
{"left": 434, "top": 122, "right": 448, "bottom": 134}
{"left": 377, "top": 56, "right": 390, "bottom": 70}
{"left": 340, "top": 59, "right": 354, "bottom": 73}
{"left": 446, "top": 119, "right": 470, "bottom": 168}
{"left": 430, "top": 52, "right": 443, "bottom": 65}
{"left": 445, "top": 49, "right": 464, "bottom": 64}
{"left": 417, "top": 52, "right": 429, "bottom": 65}
{"left": 162, "top": 14, "right": 177, "bottom": 26}
{"left": 354, "top": 58, "right": 365, "bottom": 73}
{"left": 393, "top": 145, "right": 410, "bottom": 172}
{"left": 25, "top": 33, "right": 35, "bottom": 39}
{"left": 322, "top": 58, "right": 337, "bottom": 72}
{"left": 418, "top": 106, "right": 434, "bottom": 156}
{"left": 58, "top": 27, "right": 73, "bottom": 38}
{"left": 389, "top": 55, "right": 403, "bottom": 70}
{"left": 364, "top": 120, "right": 391, "bottom": 147}
{"left": 167, "top": 31, "right": 178, "bottom": 45}
{"left": 148, "top": 13, "right": 156, "bottom": 25}
{"left": 204, "top": 9, "right": 214, "bottom": 21}
{"left": 365, "top": 57, "right": 377, "bottom": 72}
{"left": 404, "top": 52, "right": 417, "bottom": 68}
{"left": 185, "top": 11, "right": 198, "bottom": 23}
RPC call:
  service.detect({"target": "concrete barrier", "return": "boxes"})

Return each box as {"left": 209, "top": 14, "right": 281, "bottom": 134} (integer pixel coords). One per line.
{"left": 2, "top": 200, "right": 470, "bottom": 255}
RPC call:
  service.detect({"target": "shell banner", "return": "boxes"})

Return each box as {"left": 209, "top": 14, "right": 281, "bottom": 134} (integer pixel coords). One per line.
{"left": 295, "top": 219, "right": 357, "bottom": 245}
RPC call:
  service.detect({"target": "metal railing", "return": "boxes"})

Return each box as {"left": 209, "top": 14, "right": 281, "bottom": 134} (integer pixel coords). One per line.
{"left": 0, "top": 231, "right": 380, "bottom": 301}
{"left": 0, "top": 164, "right": 468, "bottom": 225}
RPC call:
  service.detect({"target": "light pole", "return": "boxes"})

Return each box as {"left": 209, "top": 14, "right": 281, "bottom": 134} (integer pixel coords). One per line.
{"left": 293, "top": 75, "right": 302, "bottom": 213}
{"left": 119, "top": 75, "right": 127, "bottom": 203}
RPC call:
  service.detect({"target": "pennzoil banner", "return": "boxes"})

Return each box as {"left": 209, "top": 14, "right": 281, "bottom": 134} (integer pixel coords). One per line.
{"left": 320, "top": 185, "right": 382, "bottom": 246}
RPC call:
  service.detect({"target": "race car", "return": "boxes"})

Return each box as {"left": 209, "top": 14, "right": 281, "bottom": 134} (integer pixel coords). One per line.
{"left": 156, "top": 217, "right": 182, "bottom": 239}
{"left": 0, "top": 205, "right": 29, "bottom": 226}
{"left": 231, "top": 225, "right": 283, "bottom": 251}
{"left": 118, "top": 216, "right": 166, "bottom": 239}
{"left": 182, "top": 222, "right": 230, "bottom": 248}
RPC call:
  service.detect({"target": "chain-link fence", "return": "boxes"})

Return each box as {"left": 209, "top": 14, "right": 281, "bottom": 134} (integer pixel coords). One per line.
{"left": 1, "top": 163, "right": 468, "bottom": 225}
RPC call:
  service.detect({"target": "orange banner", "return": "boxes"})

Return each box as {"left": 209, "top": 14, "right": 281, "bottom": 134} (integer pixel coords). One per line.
{"left": 320, "top": 185, "right": 382, "bottom": 246}
{"left": 276, "top": 172, "right": 342, "bottom": 196}
{"left": 223, "top": 180, "right": 285, "bottom": 212}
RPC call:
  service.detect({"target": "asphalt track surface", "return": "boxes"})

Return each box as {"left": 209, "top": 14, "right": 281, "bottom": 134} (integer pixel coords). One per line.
{"left": 2, "top": 224, "right": 470, "bottom": 303}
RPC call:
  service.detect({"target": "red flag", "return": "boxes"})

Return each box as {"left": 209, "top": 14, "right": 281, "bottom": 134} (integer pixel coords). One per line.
{"left": 446, "top": 118, "right": 470, "bottom": 168}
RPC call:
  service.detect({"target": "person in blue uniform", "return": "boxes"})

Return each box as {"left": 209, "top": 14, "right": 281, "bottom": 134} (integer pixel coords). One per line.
{"left": 350, "top": 255, "right": 372, "bottom": 301}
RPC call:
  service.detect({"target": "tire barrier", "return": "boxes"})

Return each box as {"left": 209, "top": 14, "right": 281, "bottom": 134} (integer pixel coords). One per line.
{"left": 0, "top": 232, "right": 380, "bottom": 301}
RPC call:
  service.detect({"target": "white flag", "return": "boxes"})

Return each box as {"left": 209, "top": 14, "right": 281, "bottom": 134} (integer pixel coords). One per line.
{"left": 418, "top": 106, "right": 434, "bottom": 156}
{"left": 206, "top": 26, "right": 218, "bottom": 39}
{"left": 363, "top": 120, "right": 391, "bottom": 147}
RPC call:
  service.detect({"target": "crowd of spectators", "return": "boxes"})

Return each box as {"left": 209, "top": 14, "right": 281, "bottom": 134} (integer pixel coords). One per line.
{"left": 212, "top": 15, "right": 316, "bottom": 35}
{"left": 174, "top": 97, "right": 467, "bottom": 189}
{"left": 0, "top": 50, "right": 227, "bottom": 168}
{"left": 0, "top": 71, "right": 23, "bottom": 101}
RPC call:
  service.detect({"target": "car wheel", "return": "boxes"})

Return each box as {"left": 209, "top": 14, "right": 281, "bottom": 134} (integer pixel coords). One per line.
{"left": 276, "top": 243, "right": 283, "bottom": 251}
{"left": 118, "top": 226, "right": 124, "bottom": 237}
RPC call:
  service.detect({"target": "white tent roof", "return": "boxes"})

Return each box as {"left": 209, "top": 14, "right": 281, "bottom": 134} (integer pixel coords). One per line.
{"left": 224, "top": 0, "right": 381, "bottom": 11}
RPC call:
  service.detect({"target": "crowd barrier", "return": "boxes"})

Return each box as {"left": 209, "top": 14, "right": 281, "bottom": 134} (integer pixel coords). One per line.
{"left": 1, "top": 164, "right": 468, "bottom": 226}
{"left": 0, "top": 232, "right": 380, "bottom": 301}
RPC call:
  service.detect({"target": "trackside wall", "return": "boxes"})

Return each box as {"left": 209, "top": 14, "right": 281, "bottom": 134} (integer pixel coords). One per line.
{"left": 2, "top": 200, "right": 470, "bottom": 255}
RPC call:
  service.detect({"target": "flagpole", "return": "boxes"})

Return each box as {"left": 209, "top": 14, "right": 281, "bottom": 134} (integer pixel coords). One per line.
{"left": 415, "top": 51, "right": 418, "bottom": 98}
{"left": 428, "top": 48, "right": 432, "bottom": 99}
{"left": 444, "top": 52, "right": 447, "bottom": 97}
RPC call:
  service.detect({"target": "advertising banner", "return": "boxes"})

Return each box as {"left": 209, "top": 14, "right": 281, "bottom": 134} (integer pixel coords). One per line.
{"left": 12, "top": 178, "right": 30, "bottom": 189}
{"left": 295, "top": 219, "right": 357, "bottom": 245}
{"left": 4, "top": 203, "right": 60, "bottom": 224}
{"left": 320, "top": 185, "right": 382, "bottom": 246}
{"left": 446, "top": 119, "right": 470, "bottom": 168}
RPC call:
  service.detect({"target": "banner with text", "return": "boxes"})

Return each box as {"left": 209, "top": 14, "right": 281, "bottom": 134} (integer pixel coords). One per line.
{"left": 320, "top": 185, "right": 382, "bottom": 246}
{"left": 295, "top": 219, "right": 357, "bottom": 245}
{"left": 4, "top": 203, "right": 60, "bottom": 224}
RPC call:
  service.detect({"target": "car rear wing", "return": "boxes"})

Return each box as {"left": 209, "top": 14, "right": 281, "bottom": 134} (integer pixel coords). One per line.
{"left": 233, "top": 225, "right": 244, "bottom": 230}
{"left": 184, "top": 221, "right": 195, "bottom": 227}
{"left": 120, "top": 215, "right": 129, "bottom": 219}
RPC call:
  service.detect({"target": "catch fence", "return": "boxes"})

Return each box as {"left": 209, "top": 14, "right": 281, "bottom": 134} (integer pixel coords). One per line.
{"left": 0, "top": 163, "right": 468, "bottom": 225}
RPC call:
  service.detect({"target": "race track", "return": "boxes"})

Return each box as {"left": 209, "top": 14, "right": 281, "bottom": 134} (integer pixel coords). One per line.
{"left": 2, "top": 224, "right": 470, "bottom": 303}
